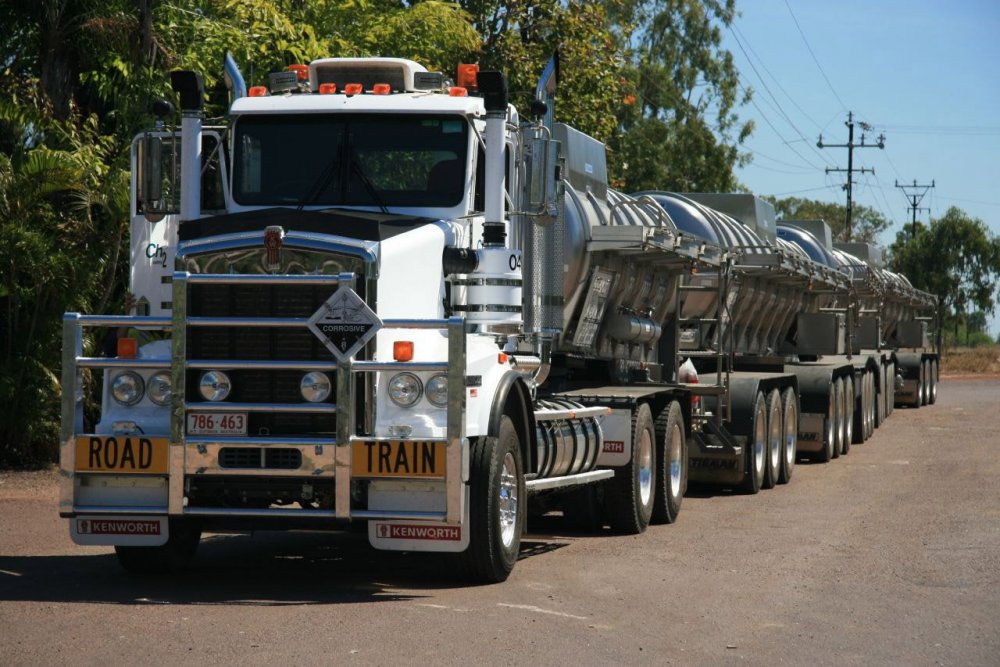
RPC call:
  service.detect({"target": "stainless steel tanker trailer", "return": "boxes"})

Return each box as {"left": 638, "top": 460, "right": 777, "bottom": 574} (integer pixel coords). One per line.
{"left": 57, "top": 55, "right": 939, "bottom": 582}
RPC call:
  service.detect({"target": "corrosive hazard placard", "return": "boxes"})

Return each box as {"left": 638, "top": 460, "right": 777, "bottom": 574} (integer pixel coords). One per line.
{"left": 307, "top": 286, "right": 382, "bottom": 361}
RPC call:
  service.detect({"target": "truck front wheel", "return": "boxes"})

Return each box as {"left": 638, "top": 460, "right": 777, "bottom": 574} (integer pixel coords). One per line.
{"left": 461, "top": 415, "right": 525, "bottom": 583}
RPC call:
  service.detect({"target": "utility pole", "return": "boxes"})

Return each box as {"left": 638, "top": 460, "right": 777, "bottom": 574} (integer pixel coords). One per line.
{"left": 817, "top": 111, "right": 885, "bottom": 241}
{"left": 895, "top": 179, "right": 935, "bottom": 240}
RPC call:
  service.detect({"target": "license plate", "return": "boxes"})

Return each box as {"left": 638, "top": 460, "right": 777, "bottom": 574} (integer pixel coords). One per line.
{"left": 75, "top": 436, "right": 169, "bottom": 474}
{"left": 352, "top": 441, "right": 446, "bottom": 478}
{"left": 187, "top": 412, "right": 247, "bottom": 436}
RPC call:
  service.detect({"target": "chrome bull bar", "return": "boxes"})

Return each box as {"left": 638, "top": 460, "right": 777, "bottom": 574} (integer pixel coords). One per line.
{"left": 61, "top": 271, "right": 467, "bottom": 526}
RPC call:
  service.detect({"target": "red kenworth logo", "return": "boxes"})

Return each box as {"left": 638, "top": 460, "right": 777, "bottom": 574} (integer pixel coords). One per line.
{"left": 264, "top": 226, "right": 284, "bottom": 270}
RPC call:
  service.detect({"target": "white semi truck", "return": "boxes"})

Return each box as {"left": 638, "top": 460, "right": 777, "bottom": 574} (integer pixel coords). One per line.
{"left": 60, "top": 55, "right": 939, "bottom": 582}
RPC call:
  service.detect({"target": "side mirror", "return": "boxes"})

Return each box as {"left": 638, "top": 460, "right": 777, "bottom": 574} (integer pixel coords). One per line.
{"left": 138, "top": 133, "right": 166, "bottom": 223}
{"left": 524, "top": 135, "right": 560, "bottom": 225}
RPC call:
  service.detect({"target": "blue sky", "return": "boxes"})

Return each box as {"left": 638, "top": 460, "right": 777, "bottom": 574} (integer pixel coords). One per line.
{"left": 721, "top": 0, "right": 1000, "bottom": 333}
{"left": 722, "top": 1, "right": 999, "bottom": 238}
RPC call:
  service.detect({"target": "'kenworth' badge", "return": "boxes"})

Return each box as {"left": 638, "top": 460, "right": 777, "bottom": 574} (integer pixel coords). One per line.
{"left": 307, "top": 286, "right": 382, "bottom": 361}
{"left": 264, "top": 225, "right": 284, "bottom": 270}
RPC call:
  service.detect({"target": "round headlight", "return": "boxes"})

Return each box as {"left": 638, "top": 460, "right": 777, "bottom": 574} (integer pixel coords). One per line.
{"left": 111, "top": 371, "right": 145, "bottom": 406}
{"left": 300, "top": 371, "right": 331, "bottom": 403}
{"left": 147, "top": 371, "right": 172, "bottom": 406}
{"left": 425, "top": 374, "right": 448, "bottom": 408}
{"left": 388, "top": 372, "right": 422, "bottom": 408}
{"left": 199, "top": 370, "right": 232, "bottom": 402}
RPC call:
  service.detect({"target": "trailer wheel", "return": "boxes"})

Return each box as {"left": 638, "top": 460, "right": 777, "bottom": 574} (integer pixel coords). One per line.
{"left": 608, "top": 403, "right": 656, "bottom": 534}
{"left": 831, "top": 378, "right": 843, "bottom": 459}
{"left": 763, "top": 390, "right": 782, "bottom": 489}
{"left": 844, "top": 375, "right": 855, "bottom": 447}
{"left": 865, "top": 372, "right": 875, "bottom": 437}
{"left": 816, "top": 384, "right": 836, "bottom": 462}
{"left": 852, "top": 373, "right": 865, "bottom": 444}
{"left": 778, "top": 388, "right": 797, "bottom": 484}
{"left": 875, "top": 369, "right": 885, "bottom": 428}
{"left": 652, "top": 400, "right": 686, "bottom": 524}
{"left": 743, "top": 392, "right": 766, "bottom": 493}
{"left": 929, "top": 360, "right": 938, "bottom": 404}
{"left": 460, "top": 415, "right": 525, "bottom": 583}
{"left": 839, "top": 377, "right": 851, "bottom": 456}
{"left": 114, "top": 519, "right": 201, "bottom": 574}
{"left": 916, "top": 361, "right": 926, "bottom": 407}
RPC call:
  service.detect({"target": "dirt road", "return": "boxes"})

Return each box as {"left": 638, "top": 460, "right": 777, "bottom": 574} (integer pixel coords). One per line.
{"left": 2, "top": 378, "right": 998, "bottom": 666}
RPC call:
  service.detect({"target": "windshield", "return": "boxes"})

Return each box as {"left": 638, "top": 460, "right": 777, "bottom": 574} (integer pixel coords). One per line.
{"left": 233, "top": 113, "right": 469, "bottom": 208}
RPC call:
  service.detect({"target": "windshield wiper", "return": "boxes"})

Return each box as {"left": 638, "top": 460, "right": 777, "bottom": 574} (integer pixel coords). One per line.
{"left": 349, "top": 155, "right": 391, "bottom": 216}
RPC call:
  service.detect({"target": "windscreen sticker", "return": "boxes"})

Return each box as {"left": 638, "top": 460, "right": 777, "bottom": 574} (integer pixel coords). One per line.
{"left": 441, "top": 120, "right": 463, "bottom": 134}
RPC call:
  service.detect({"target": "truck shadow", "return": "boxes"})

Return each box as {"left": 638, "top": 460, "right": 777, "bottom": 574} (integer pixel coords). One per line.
{"left": 0, "top": 529, "right": 572, "bottom": 606}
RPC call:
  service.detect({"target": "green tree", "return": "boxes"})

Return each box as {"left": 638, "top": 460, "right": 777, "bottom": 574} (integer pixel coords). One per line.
{"left": 767, "top": 195, "right": 890, "bottom": 243}
{"left": 608, "top": 0, "right": 752, "bottom": 192}
{"left": 889, "top": 207, "right": 1000, "bottom": 342}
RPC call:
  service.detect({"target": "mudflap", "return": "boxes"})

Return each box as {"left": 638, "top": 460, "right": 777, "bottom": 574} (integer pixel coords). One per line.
{"left": 369, "top": 485, "right": 471, "bottom": 553}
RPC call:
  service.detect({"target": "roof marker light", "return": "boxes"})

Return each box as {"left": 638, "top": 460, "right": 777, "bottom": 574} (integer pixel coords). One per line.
{"left": 319, "top": 83, "right": 337, "bottom": 94}
{"left": 372, "top": 83, "right": 391, "bottom": 95}
{"left": 449, "top": 86, "right": 468, "bottom": 97}
{"left": 288, "top": 64, "right": 309, "bottom": 81}
{"left": 394, "top": 341, "right": 414, "bottom": 362}
{"left": 344, "top": 83, "right": 363, "bottom": 96}
{"left": 248, "top": 86, "right": 267, "bottom": 97}
{"left": 456, "top": 63, "right": 479, "bottom": 90}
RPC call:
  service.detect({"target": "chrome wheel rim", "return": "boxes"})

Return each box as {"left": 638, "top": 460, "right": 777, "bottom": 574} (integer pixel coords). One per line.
{"left": 669, "top": 424, "right": 683, "bottom": 498}
{"left": 785, "top": 402, "right": 797, "bottom": 470}
{"left": 755, "top": 408, "right": 766, "bottom": 474}
{"left": 499, "top": 451, "right": 518, "bottom": 548}
{"left": 638, "top": 427, "right": 654, "bottom": 507}
{"left": 827, "top": 389, "right": 836, "bottom": 457}
{"left": 845, "top": 378, "right": 854, "bottom": 444}
{"left": 769, "top": 405, "right": 782, "bottom": 472}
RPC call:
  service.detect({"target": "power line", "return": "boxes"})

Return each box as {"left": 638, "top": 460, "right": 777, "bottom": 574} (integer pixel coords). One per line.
{"left": 783, "top": 0, "right": 848, "bottom": 111}
{"left": 735, "top": 79, "right": 824, "bottom": 171}
{"left": 729, "top": 27, "right": 834, "bottom": 168}
{"left": 731, "top": 24, "right": 825, "bottom": 134}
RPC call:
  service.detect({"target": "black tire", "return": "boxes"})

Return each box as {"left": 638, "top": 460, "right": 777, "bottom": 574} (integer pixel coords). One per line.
{"left": 114, "top": 519, "right": 201, "bottom": 574}
{"left": 460, "top": 415, "right": 525, "bottom": 583}
{"left": 888, "top": 362, "right": 896, "bottom": 414}
{"left": 608, "top": 403, "right": 656, "bottom": 534}
{"left": 763, "top": 389, "right": 782, "bottom": 490}
{"left": 852, "top": 373, "right": 865, "bottom": 444}
{"left": 928, "top": 359, "right": 938, "bottom": 405}
{"left": 844, "top": 374, "right": 856, "bottom": 446}
{"left": 831, "top": 379, "right": 843, "bottom": 459}
{"left": 816, "top": 384, "right": 835, "bottom": 463}
{"left": 874, "top": 369, "right": 885, "bottom": 428}
{"left": 652, "top": 400, "right": 686, "bottom": 525}
{"left": 778, "top": 388, "right": 797, "bottom": 484}
{"left": 840, "top": 377, "right": 851, "bottom": 455}
{"left": 916, "top": 361, "right": 926, "bottom": 407}
{"left": 743, "top": 392, "right": 766, "bottom": 493}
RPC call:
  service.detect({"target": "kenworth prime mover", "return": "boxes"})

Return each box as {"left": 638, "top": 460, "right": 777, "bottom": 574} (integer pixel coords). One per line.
{"left": 60, "top": 56, "right": 939, "bottom": 582}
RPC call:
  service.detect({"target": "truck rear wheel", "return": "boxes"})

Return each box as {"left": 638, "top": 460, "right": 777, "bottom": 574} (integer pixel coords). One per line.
{"left": 114, "top": 519, "right": 201, "bottom": 574}
{"left": 743, "top": 392, "right": 766, "bottom": 493}
{"left": 844, "top": 375, "right": 855, "bottom": 448}
{"left": 461, "top": 415, "right": 525, "bottom": 583}
{"left": 927, "top": 359, "right": 937, "bottom": 405}
{"left": 608, "top": 403, "right": 655, "bottom": 534}
{"left": 778, "top": 388, "right": 797, "bottom": 484}
{"left": 652, "top": 400, "right": 686, "bottom": 525}
{"left": 763, "top": 389, "right": 782, "bottom": 489}
{"left": 817, "top": 384, "right": 836, "bottom": 462}
{"left": 839, "top": 377, "right": 851, "bottom": 456}
{"left": 831, "top": 379, "right": 843, "bottom": 459}
{"left": 916, "top": 361, "right": 926, "bottom": 407}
